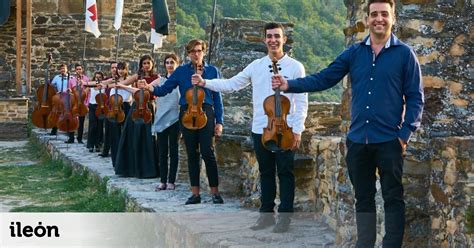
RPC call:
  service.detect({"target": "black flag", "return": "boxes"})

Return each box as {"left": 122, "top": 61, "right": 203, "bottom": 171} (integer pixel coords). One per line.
{"left": 0, "top": 0, "right": 11, "bottom": 25}
{"left": 152, "top": 0, "right": 170, "bottom": 35}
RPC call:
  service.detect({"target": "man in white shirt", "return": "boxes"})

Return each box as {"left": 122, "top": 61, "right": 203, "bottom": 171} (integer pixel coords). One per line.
{"left": 192, "top": 22, "right": 308, "bottom": 233}
{"left": 49, "top": 63, "right": 69, "bottom": 135}
{"left": 50, "top": 63, "right": 69, "bottom": 93}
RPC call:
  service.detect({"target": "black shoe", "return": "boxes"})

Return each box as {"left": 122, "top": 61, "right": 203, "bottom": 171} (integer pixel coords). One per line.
{"left": 77, "top": 140, "right": 84, "bottom": 144}
{"left": 98, "top": 153, "right": 109, "bottom": 157}
{"left": 49, "top": 132, "right": 57, "bottom": 136}
{"left": 65, "top": 140, "right": 74, "bottom": 144}
{"left": 272, "top": 216, "right": 291, "bottom": 233}
{"left": 250, "top": 214, "right": 275, "bottom": 231}
{"left": 185, "top": 194, "right": 201, "bottom": 205}
{"left": 212, "top": 194, "right": 224, "bottom": 204}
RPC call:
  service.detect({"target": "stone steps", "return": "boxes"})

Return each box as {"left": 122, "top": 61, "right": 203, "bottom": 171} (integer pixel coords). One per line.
{"left": 32, "top": 129, "right": 336, "bottom": 247}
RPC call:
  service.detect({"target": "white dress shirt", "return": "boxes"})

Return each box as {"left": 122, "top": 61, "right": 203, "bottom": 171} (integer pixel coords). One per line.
{"left": 205, "top": 54, "right": 308, "bottom": 135}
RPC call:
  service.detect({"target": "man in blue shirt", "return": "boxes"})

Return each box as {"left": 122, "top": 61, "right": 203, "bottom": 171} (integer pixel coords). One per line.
{"left": 272, "top": 0, "right": 424, "bottom": 247}
{"left": 143, "top": 39, "right": 225, "bottom": 205}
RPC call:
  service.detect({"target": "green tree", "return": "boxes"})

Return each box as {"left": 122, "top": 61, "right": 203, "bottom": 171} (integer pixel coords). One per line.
{"left": 176, "top": 0, "right": 347, "bottom": 102}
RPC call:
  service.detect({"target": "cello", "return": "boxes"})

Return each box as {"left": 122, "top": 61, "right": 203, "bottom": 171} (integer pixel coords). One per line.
{"left": 32, "top": 53, "right": 56, "bottom": 129}
{"left": 132, "top": 71, "right": 152, "bottom": 124}
{"left": 72, "top": 75, "right": 89, "bottom": 117}
{"left": 48, "top": 73, "right": 68, "bottom": 128}
{"left": 182, "top": 63, "right": 207, "bottom": 130}
{"left": 57, "top": 89, "right": 79, "bottom": 132}
{"left": 107, "top": 79, "right": 125, "bottom": 124}
{"left": 261, "top": 58, "right": 294, "bottom": 151}
{"left": 94, "top": 80, "right": 108, "bottom": 120}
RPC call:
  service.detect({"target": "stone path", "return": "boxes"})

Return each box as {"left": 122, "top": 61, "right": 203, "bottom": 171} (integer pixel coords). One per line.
{"left": 32, "top": 129, "right": 336, "bottom": 247}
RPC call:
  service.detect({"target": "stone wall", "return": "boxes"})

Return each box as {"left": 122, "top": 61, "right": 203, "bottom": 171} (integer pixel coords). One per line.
{"left": 0, "top": 0, "right": 177, "bottom": 98}
{"left": 0, "top": 98, "right": 29, "bottom": 140}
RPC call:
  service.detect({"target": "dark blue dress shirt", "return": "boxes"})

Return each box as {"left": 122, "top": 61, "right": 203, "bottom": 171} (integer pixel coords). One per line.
{"left": 287, "top": 34, "right": 424, "bottom": 144}
{"left": 152, "top": 62, "right": 224, "bottom": 124}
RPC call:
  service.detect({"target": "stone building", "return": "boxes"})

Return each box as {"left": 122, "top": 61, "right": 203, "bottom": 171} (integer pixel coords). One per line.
{"left": 0, "top": 0, "right": 177, "bottom": 139}
{"left": 0, "top": 0, "right": 472, "bottom": 247}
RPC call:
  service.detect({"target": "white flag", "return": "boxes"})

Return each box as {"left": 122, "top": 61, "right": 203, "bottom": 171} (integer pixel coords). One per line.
{"left": 113, "top": 0, "right": 124, "bottom": 30}
{"left": 150, "top": 13, "right": 165, "bottom": 49}
{"left": 85, "top": 0, "right": 101, "bottom": 38}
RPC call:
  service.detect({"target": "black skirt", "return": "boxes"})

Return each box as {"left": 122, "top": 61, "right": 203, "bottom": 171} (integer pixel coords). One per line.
{"left": 114, "top": 102, "right": 157, "bottom": 178}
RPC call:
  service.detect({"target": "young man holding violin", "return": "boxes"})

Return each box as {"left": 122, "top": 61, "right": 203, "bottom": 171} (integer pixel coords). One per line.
{"left": 272, "top": 1, "right": 424, "bottom": 246}
{"left": 140, "top": 39, "right": 225, "bottom": 205}
{"left": 192, "top": 22, "right": 308, "bottom": 233}
{"left": 66, "top": 63, "right": 90, "bottom": 144}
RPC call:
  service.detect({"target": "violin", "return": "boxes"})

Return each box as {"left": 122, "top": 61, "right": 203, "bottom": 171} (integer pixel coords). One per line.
{"left": 261, "top": 58, "right": 294, "bottom": 151}
{"left": 107, "top": 79, "right": 125, "bottom": 123}
{"left": 57, "top": 90, "right": 79, "bottom": 132}
{"left": 32, "top": 53, "right": 56, "bottom": 129}
{"left": 94, "top": 81, "right": 108, "bottom": 120}
{"left": 182, "top": 63, "right": 207, "bottom": 130}
{"left": 131, "top": 71, "right": 152, "bottom": 124}
{"left": 72, "top": 75, "right": 89, "bottom": 117}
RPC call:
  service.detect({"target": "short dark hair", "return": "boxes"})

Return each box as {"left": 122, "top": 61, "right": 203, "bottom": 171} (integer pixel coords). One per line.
{"left": 263, "top": 22, "right": 285, "bottom": 37}
{"left": 74, "top": 63, "right": 82, "bottom": 69}
{"left": 367, "top": 0, "right": 395, "bottom": 15}
{"left": 163, "top": 53, "right": 180, "bottom": 67}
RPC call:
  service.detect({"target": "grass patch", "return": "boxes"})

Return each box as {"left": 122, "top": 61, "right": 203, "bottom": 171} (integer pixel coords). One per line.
{"left": 0, "top": 138, "right": 126, "bottom": 212}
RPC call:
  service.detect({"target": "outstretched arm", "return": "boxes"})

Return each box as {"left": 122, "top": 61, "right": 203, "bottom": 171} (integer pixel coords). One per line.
{"left": 272, "top": 48, "right": 352, "bottom": 93}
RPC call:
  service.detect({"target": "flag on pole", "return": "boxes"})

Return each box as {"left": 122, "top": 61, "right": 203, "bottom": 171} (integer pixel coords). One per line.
{"left": 85, "top": 0, "right": 101, "bottom": 38}
{"left": 0, "top": 0, "right": 10, "bottom": 26}
{"left": 113, "top": 0, "right": 124, "bottom": 30}
{"left": 152, "top": 0, "right": 170, "bottom": 35}
{"left": 150, "top": 13, "right": 165, "bottom": 49}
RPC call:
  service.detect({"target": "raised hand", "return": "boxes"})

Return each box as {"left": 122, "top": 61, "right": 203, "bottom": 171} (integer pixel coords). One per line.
{"left": 136, "top": 79, "right": 148, "bottom": 89}
{"left": 191, "top": 74, "right": 205, "bottom": 86}
{"left": 271, "top": 74, "right": 289, "bottom": 91}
